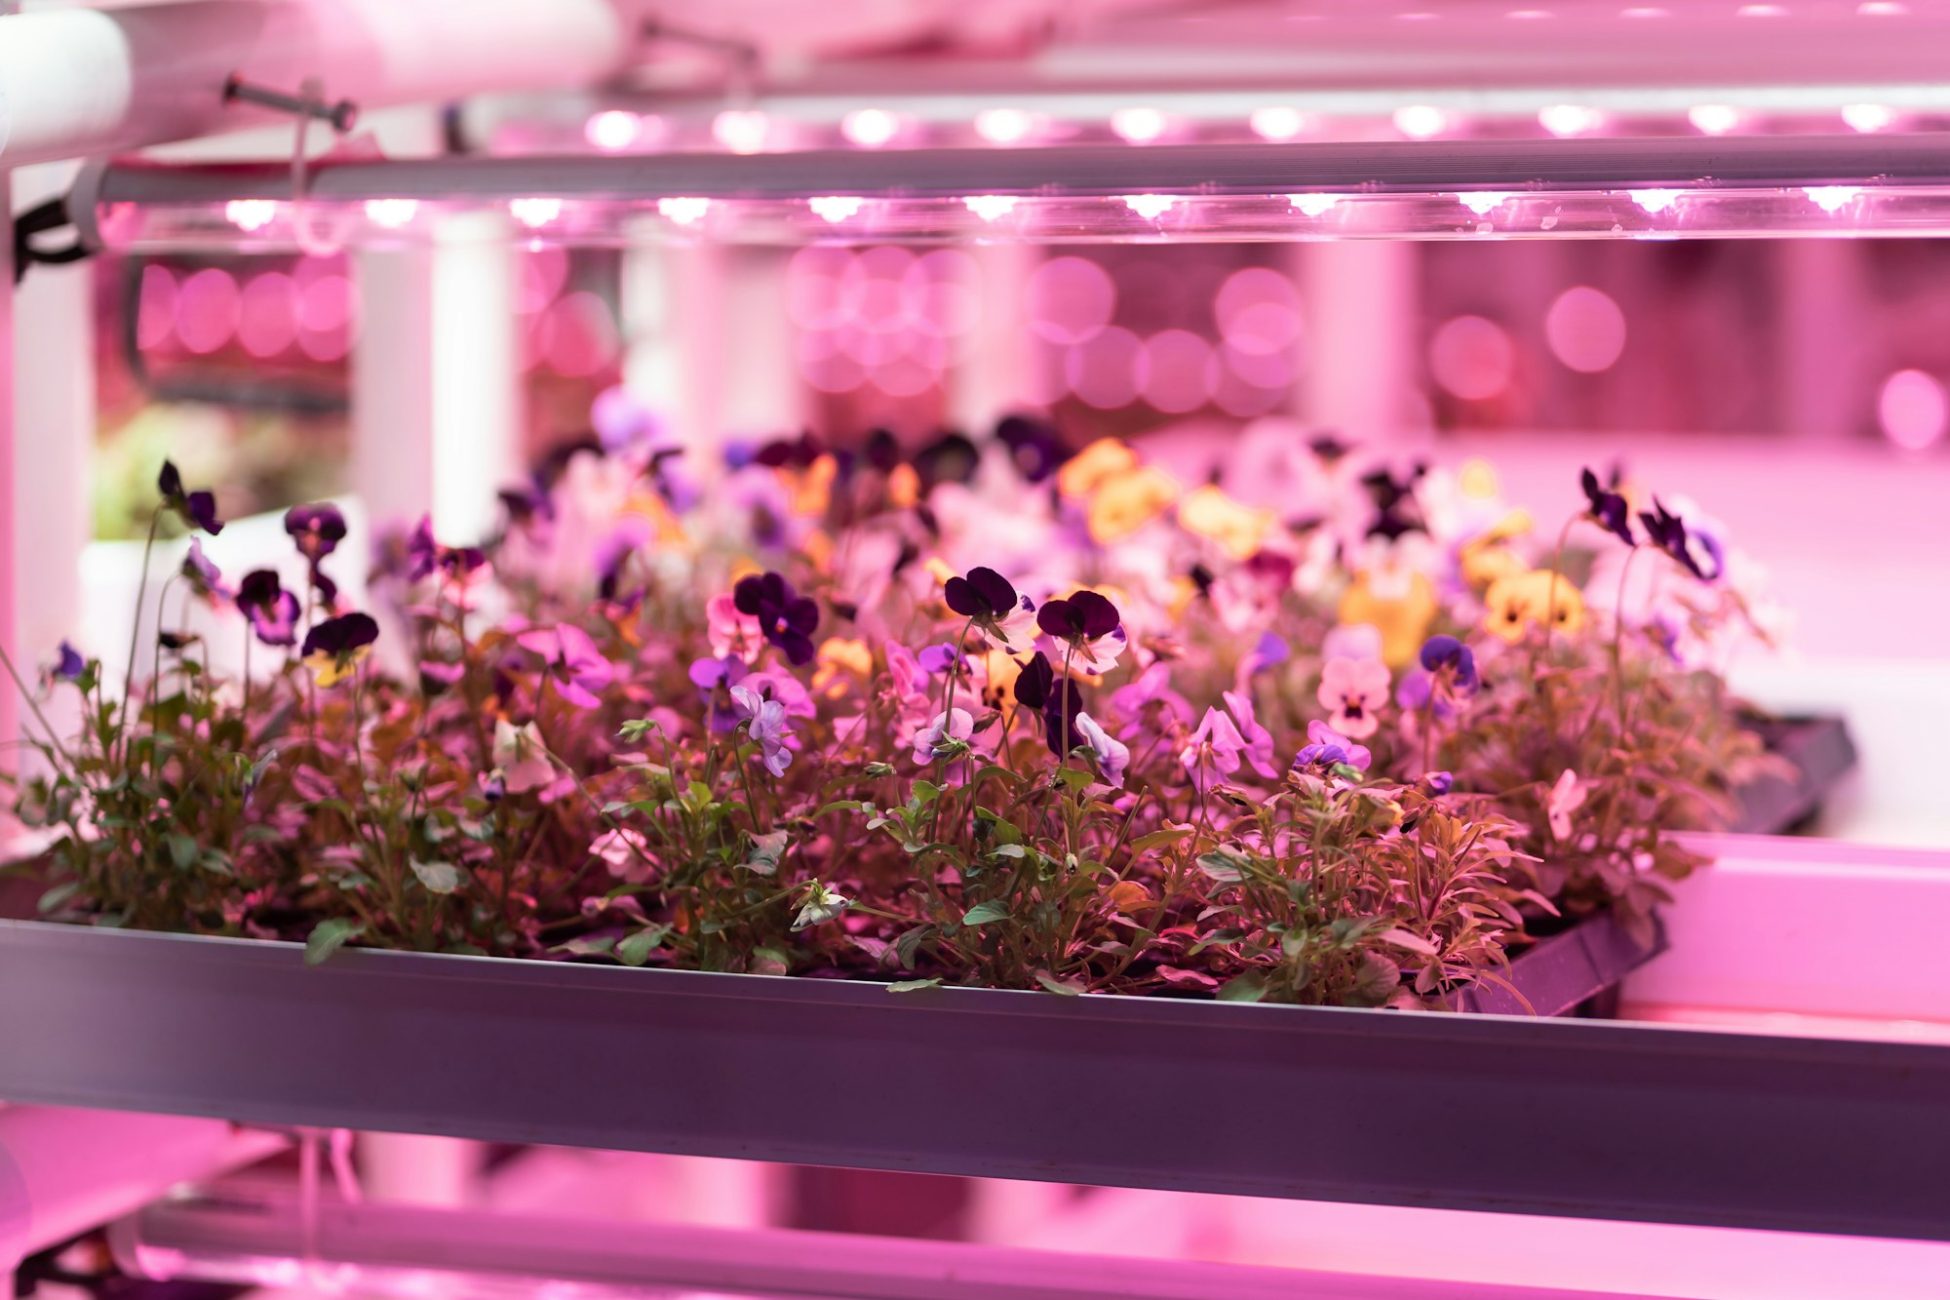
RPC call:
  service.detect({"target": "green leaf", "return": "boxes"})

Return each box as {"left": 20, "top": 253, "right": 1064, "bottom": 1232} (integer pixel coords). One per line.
{"left": 1217, "top": 972, "right": 1269, "bottom": 1003}
{"left": 199, "top": 849, "right": 234, "bottom": 877}
{"left": 616, "top": 925, "right": 671, "bottom": 967}
{"left": 893, "top": 925, "right": 932, "bottom": 971}
{"left": 743, "top": 829, "right": 789, "bottom": 876}
{"left": 304, "top": 919, "right": 365, "bottom": 966}
{"left": 36, "top": 880, "right": 80, "bottom": 914}
{"left": 1127, "top": 828, "right": 1192, "bottom": 855}
{"left": 551, "top": 935, "right": 618, "bottom": 958}
{"left": 1195, "top": 848, "right": 1247, "bottom": 884}
{"left": 961, "top": 899, "right": 1012, "bottom": 927}
{"left": 166, "top": 833, "right": 199, "bottom": 870}
{"left": 886, "top": 978, "right": 943, "bottom": 994}
{"left": 814, "top": 799, "right": 867, "bottom": 818}
{"left": 1034, "top": 971, "right": 1083, "bottom": 996}
{"left": 410, "top": 858, "right": 463, "bottom": 895}
{"left": 1376, "top": 927, "right": 1439, "bottom": 957}
{"left": 751, "top": 946, "right": 791, "bottom": 976}
{"left": 989, "top": 843, "right": 1028, "bottom": 860}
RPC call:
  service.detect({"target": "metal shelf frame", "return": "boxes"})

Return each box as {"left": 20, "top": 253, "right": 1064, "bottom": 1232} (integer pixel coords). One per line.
{"left": 1, "top": 918, "right": 1945, "bottom": 1242}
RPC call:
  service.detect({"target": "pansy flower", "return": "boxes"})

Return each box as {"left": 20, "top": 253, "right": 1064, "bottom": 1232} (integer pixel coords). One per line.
{"left": 591, "top": 826, "right": 656, "bottom": 884}
{"left": 731, "top": 684, "right": 796, "bottom": 777}
{"left": 157, "top": 461, "right": 224, "bottom": 535}
{"left": 943, "top": 565, "right": 1038, "bottom": 654}
{"left": 1221, "top": 689, "right": 1280, "bottom": 780}
{"left": 1418, "top": 634, "right": 1478, "bottom": 690}
{"left": 706, "top": 593, "right": 766, "bottom": 665}
{"left": 236, "top": 569, "right": 301, "bottom": 647}
{"left": 1483, "top": 570, "right": 1585, "bottom": 642}
{"left": 300, "top": 612, "right": 379, "bottom": 687}
{"left": 793, "top": 880, "right": 850, "bottom": 930}
{"left": 516, "top": 623, "right": 615, "bottom": 710}
{"left": 492, "top": 720, "right": 557, "bottom": 795}
{"left": 1547, "top": 769, "right": 1587, "bottom": 841}
{"left": 1013, "top": 651, "right": 1055, "bottom": 710}
{"left": 732, "top": 571, "right": 820, "bottom": 667}
{"left": 1639, "top": 498, "right": 1723, "bottom": 583}
{"left": 1072, "top": 711, "right": 1130, "bottom": 787}
{"left": 1316, "top": 656, "right": 1390, "bottom": 740}
{"left": 1107, "top": 661, "right": 1194, "bottom": 733}
{"left": 285, "top": 503, "right": 347, "bottom": 564}
{"left": 1580, "top": 467, "right": 1635, "bottom": 546}
{"left": 690, "top": 654, "right": 752, "bottom": 733}
{"left": 1040, "top": 677, "right": 1088, "bottom": 757}
{"left": 1036, "top": 590, "right": 1127, "bottom": 674}
{"left": 406, "top": 514, "right": 486, "bottom": 584}
{"left": 1180, "top": 706, "right": 1247, "bottom": 793}
{"left": 1292, "top": 719, "right": 1373, "bottom": 773}
{"left": 51, "top": 640, "right": 86, "bottom": 684}
{"left": 917, "top": 642, "right": 968, "bottom": 676}
{"left": 909, "top": 707, "right": 974, "bottom": 766}
{"left": 995, "top": 414, "right": 1066, "bottom": 483}
{"left": 179, "top": 540, "right": 230, "bottom": 604}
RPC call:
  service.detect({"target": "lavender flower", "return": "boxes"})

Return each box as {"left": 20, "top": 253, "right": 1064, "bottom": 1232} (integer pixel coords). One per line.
{"left": 180, "top": 540, "right": 229, "bottom": 603}
{"left": 1071, "top": 711, "right": 1130, "bottom": 787}
{"left": 1293, "top": 719, "right": 1373, "bottom": 773}
{"left": 733, "top": 571, "right": 820, "bottom": 667}
{"left": 731, "top": 684, "right": 796, "bottom": 777}
{"left": 52, "top": 640, "right": 85, "bottom": 683}
{"left": 909, "top": 707, "right": 974, "bottom": 766}
{"left": 157, "top": 461, "right": 224, "bottom": 535}
{"left": 516, "top": 623, "right": 614, "bottom": 710}
{"left": 1180, "top": 706, "right": 1247, "bottom": 792}
{"left": 236, "top": 570, "right": 301, "bottom": 647}
{"left": 285, "top": 503, "right": 347, "bottom": 564}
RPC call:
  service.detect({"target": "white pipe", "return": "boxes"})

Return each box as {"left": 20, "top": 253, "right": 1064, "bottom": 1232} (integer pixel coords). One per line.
{"left": 0, "top": 1107, "right": 284, "bottom": 1267}
{"left": 0, "top": 0, "right": 627, "bottom": 168}
{"left": 0, "top": 175, "right": 17, "bottom": 797}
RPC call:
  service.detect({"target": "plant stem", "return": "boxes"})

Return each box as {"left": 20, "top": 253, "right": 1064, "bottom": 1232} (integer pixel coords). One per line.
{"left": 116, "top": 510, "right": 162, "bottom": 766}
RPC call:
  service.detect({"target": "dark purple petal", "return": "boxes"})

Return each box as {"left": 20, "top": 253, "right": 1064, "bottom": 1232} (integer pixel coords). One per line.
{"left": 777, "top": 630, "right": 816, "bottom": 667}
{"left": 1070, "top": 590, "right": 1121, "bottom": 640}
{"left": 186, "top": 491, "right": 224, "bottom": 536}
{"left": 1013, "top": 652, "right": 1053, "bottom": 709}
{"left": 1035, "top": 598, "right": 1073, "bottom": 639}
{"left": 54, "top": 641, "right": 85, "bottom": 682}
{"left": 302, "top": 611, "right": 379, "bottom": 658}
{"left": 157, "top": 461, "right": 183, "bottom": 501}
{"left": 783, "top": 596, "right": 820, "bottom": 637}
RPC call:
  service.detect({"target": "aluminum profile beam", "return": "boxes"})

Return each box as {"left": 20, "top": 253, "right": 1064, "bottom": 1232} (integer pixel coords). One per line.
{"left": 0, "top": 919, "right": 1946, "bottom": 1241}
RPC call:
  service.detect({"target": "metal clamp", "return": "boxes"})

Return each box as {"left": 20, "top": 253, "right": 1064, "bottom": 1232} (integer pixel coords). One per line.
{"left": 223, "top": 74, "right": 359, "bottom": 134}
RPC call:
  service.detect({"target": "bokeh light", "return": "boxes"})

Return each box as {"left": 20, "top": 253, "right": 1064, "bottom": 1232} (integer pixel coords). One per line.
{"left": 1026, "top": 257, "right": 1116, "bottom": 346}
{"left": 237, "top": 272, "right": 299, "bottom": 358}
{"left": 1141, "top": 330, "right": 1220, "bottom": 414}
{"left": 1065, "top": 326, "right": 1145, "bottom": 409}
{"left": 1878, "top": 370, "right": 1948, "bottom": 451}
{"left": 1214, "top": 267, "right": 1302, "bottom": 358}
{"left": 1544, "top": 286, "right": 1628, "bottom": 373}
{"left": 1429, "top": 316, "right": 1515, "bottom": 401}
{"left": 174, "top": 269, "right": 241, "bottom": 354}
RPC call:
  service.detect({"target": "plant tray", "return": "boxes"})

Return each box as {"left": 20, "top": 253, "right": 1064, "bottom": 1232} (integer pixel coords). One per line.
{"left": 1447, "top": 910, "right": 1665, "bottom": 1017}
{"left": 1, "top": 918, "right": 1945, "bottom": 1241}
{"left": 1733, "top": 713, "right": 1857, "bottom": 835}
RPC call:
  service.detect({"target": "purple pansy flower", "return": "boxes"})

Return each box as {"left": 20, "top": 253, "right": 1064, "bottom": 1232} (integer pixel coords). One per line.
{"left": 180, "top": 540, "right": 230, "bottom": 604}
{"left": 995, "top": 414, "right": 1066, "bottom": 483}
{"left": 909, "top": 707, "right": 974, "bottom": 766}
{"left": 1013, "top": 651, "right": 1054, "bottom": 710}
{"left": 236, "top": 570, "right": 301, "bottom": 647}
{"left": 917, "top": 642, "right": 967, "bottom": 675}
{"left": 1072, "top": 711, "right": 1130, "bottom": 787}
{"left": 406, "top": 515, "right": 486, "bottom": 584}
{"left": 1108, "top": 661, "right": 1194, "bottom": 731}
{"left": 1221, "top": 690, "right": 1280, "bottom": 780}
{"left": 1036, "top": 589, "right": 1127, "bottom": 673}
{"left": 591, "top": 385, "right": 665, "bottom": 455}
{"left": 1424, "top": 770, "right": 1455, "bottom": 795}
{"left": 1293, "top": 719, "right": 1372, "bottom": 773}
{"left": 733, "top": 571, "right": 820, "bottom": 667}
{"left": 1418, "top": 634, "right": 1478, "bottom": 690}
{"left": 158, "top": 461, "right": 224, "bottom": 535}
{"left": 516, "top": 623, "right": 615, "bottom": 710}
{"left": 299, "top": 611, "right": 379, "bottom": 687}
{"left": 731, "top": 684, "right": 796, "bottom": 777}
{"left": 691, "top": 654, "right": 752, "bottom": 734}
{"left": 1638, "top": 498, "right": 1720, "bottom": 582}
{"left": 1180, "top": 706, "right": 1247, "bottom": 793}
{"left": 52, "top": 640, "right": 85, "bottom": 683}
{"left": 285, "top": 503, "right": 347, "bottom": 564}
{"left": 944, "top": 565, "right": 1038, "bottom": 654}
{"left": 1580, "top": 467, "right": 1635, "bottom": 546}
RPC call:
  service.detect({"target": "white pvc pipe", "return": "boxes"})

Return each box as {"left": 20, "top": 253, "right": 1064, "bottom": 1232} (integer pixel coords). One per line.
{"left": 0, "top": 0, "right": 626, "bottom": 168}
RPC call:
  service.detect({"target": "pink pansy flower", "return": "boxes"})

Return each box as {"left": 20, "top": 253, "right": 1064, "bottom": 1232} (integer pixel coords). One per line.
{"left": 1322, "top": 622, "right": 1385, "bottom": 663}
{"left": 707, "top": 593, "right": 766, "bottom": 664}
{"left": 491, "top": 720, "right": 555, "bottom": 794}
{"left": 1316, "top": 656, "right": 1390, "bottom": 740}
{"left": 516, "top": 623, "right": 615, "bottom": 710}
{"left": 591, "top": 827, "right": 655, "bottom": 883}
{"left": 1072, "top": 711, "right": 1130, "bottom": 787}
{"left": 1180, "top": 706, "right": 1247, "bottom": 793}
{"left": 1108, "top": 660, "right": 1194, "bottom": 733}
{"left": 909, "top": 707, "right": 974, "bottom": 766}
{"left": 1221, "top": 689, "right": 1280, "bottom": 780}
{"left": 1547, "top": 769, "right": 1587, "bottom": 841}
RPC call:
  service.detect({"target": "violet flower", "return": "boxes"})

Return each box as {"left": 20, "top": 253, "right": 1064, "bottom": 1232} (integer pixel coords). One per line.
{"left": 732, "top": 571, "right": 820, "bottom": 667}
{"left": 1180, "top": 706, "right": 1247, "bottom": 792}
{"left": 236, "top": 569, "right": 301, "bottom": 647}
{"left": 1316, "top": 657, "right": 1390, "bottom": 740}
{"left": 1292, "top": 719, "right": 1373, "bottom": 773}
{"left": 1418, "top": 635, "right": 1478, "bottom": 690}
{"left": 300, "top": 612, "right": 379, "bottom": 687}
{"left": 1072, "top": 711, "right": 1130, "bottom": 787}
{"left": 516, "top": 623, "right": 615, "bottom": 710}
{"left": 1108, "top": 661, "right": 1194, "bottom": 732}
{"left": 917, "top": 642, "right": 967, "bottom": 675}
{"left": 52, "top": 640, "right": 85, "bottom": 683}
{"left": 1638, "top": 499, "right": 1714, "bottom": 582}
{"left": 158, "top": 461, "right": 224, "bottom": 535}
{"left": 731, "top": 684, "right": 796, "bottom": 777}
{"left": 1013, "top": 651, "right": 1054, "bottom": 710}
{"left": 909, "top": 707, "right": 974, "bottom": 766}
{"left": 1580, "top": 467, "right": 1635, "bottom": 546}
{"left": 1036, "top": 589, "right": 1127, "bottom": 673}
{"left": 285, "top": 503, "right": 347, "bottom": 564}
{"left": 944, "top": 565, "right": 1038, "bottom": 653}
{"left": 1424, "top": 770, "right": 1455, "bottom": 795}
{"left": 406, "top": 515, "right": 486, "bottom": 583}
{"left": 180, "top": 540, "right": 230, "bottom": 604}
{"left": 1221, "top": 690, "right": 1280, "bottom": 780}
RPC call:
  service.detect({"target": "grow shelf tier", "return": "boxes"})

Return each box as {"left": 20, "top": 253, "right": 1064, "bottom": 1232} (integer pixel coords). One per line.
{"left": 0, "top": 919, "right": 1945, "bottom": 1242}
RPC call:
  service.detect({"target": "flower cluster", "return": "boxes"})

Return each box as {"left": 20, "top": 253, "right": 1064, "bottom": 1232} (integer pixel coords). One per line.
{"left": 1, "top": 414, "right": 1780, "bottom": 1005}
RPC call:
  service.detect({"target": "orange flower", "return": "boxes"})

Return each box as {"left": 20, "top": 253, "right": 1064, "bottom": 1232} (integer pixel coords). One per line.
{"left": 1086, "top": 464, "right": 1179, "bottom": 545}
{"left": 1483, "top": 569, "right": 1585, "bottom": 641}
{"left": 1057, "top": 438, "right": 1140, "bottom": 500}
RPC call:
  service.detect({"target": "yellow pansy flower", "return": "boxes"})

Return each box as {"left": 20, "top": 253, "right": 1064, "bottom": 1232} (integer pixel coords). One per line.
{"left": 1057, "top": 438, "right": 1140, "bottom": 500}
{"left": 1178, "top": 485, "right": 1275, "bottom": 560}
{"left": 1483, "top": 569, "right": 1585, "bottom": 642}
{"left": 1337, "top": 571, "right": 1438, "bottom": 669}
{"left": 812, "top": 637, "right": 874, "bottom": 699}
{"left": 1086, "top": 464, "right": 1180, "bottom": 545}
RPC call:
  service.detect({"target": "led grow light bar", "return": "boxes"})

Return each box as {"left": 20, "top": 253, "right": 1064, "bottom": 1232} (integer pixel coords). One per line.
{"left": 85, "top": 135, "right": 1950, "bottom": 249}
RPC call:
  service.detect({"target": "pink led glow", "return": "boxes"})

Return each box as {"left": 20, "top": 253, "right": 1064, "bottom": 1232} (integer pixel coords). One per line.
{"left": 1121, "top": 194, "right": 1178, "bottom": 220}
{"left": 536, "top": 291, "right": 620, "bottom": 377}
{"left": 911, "top": 249, "right": 979, "bottom": 337}
{"left": 1065, "top": 326, "right": 1144, "bottom": 409}
{"left": 1141, "top": 330, "right": 1220, "bottom": 414}
{"left": 809, "top": 196, "right": 864, "bottom": 223}
{"left": 842, "top": 109, "right": 902, "bottom": 148}
{"left": 712, "top": 109, "right": 770, "bottom": 154}
{"left": 1858, "top": 1, "right": 1908, "bottom": 12}
{"left": 1429, "top": 316, "right": 1514, "bottom": 401}
{"left": 658, "top": 196, "right": 710, "bottom": 225}
{"left": 1027, "top": 256, "right": 1115, "bottom": 346}
{"left": 224, "top": 199, "right": 277, "bottom": 232}
{"left": 787, "top": 246, "right": 849, "bottom": 329}
{"left": 297, "top": 273, "right": 353, "bottom": 334}
{"left": 1544, "top": 286, "right": 1627, "bottom": 373}
{"left": 1842, "top": 103, "right": 1895, "bottom": 133}
{"left": 1630, "top": 188, "right": 1683, "bottom": 214}
{"left": 1688, "top": 105, "right": 1741, "bottom": 135}
{"left": 974, "top": 108, "right": 1034, "bottom": 145}
{"left": 1736, "top": 3, "right": 1787, "bottom": 15}
{"left": 964, "top": 194, "right": 1018, "bottom": 223}
{"left": 1215, "top": 267, "right": 1301, "bottom": 357}
{"left": 1620, "top": 6, "right": 1670, "bottom": 15}
{"left": 1110, "top": 107, "right": 1169, "bottom": 144}
{"left": 1249, "top": 106, "right": 1308, "bottom": 142}
{"left": 1878, "top": 370, "right": 1947, "bottom": 450}
{"left": 174, "top": 269, "right": 240, "bottom": 354}
{"left": 364, "top": 199, "right": 418, "bottom": 229}
{"left": 846, "top": 246, "right": 913, "bottom": 332}
{"left": 1393, "top": 105, "right": 1449, "bottom": 139}
{"left": 585, "top": 110, "right": 641, "bottom": 151}
{"left": 136, "top": 266, "right": 177, "bottom": 351}
{"left": 1288, "top": 193, "right": 1345, "bottom": 217}
{"left": 1221, "top": 342, "right": 1295, "bottom": 390}
{"left": 509, "top": 197, "right": 562, "bottom": 229}
{"left": 1805, "top": 185, "right": 1863, "bottom": 213}
{"left": 1539, "top": 105, "right": 1601, "bottom": 137}
{"left": 1506, "top": 9, "right": 1554, "bottom": 18}
{"left": 238, "top": 272, "right": 299, "bottom": 358}
{"left": 1457, "top": 192, "right": 1513, "bottom": 217}
{"left": 870, "top": 356, "right": 939, "bottom": 398}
